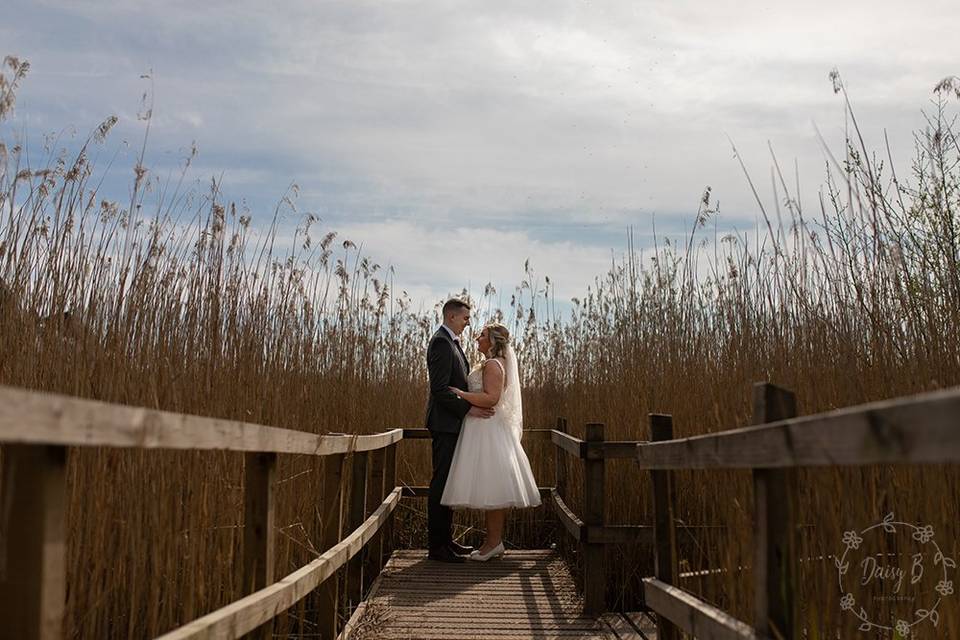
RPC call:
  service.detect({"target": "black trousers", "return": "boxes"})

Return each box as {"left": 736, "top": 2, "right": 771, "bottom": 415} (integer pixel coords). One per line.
{"left": 428, "top": 431, "right": 459, "bottom": 550}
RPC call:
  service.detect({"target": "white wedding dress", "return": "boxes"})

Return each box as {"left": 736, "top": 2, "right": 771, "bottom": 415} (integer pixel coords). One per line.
{"left": 441, "top": 347, "right": 541, "bottom": 510}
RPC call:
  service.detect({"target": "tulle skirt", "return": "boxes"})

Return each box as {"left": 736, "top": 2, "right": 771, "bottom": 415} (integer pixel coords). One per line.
{"left": 441, "top": 414, "right": 542, "bottom": 510}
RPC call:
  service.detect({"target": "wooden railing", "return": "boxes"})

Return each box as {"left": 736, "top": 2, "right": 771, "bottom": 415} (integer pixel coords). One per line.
{"left": 529, "top": 382, "right": 960, "bottom": 638}
{"left": 547, "top": 420, "right": 653, "bottom": 615}
{"left": 640, "top": 382, "right": 960, "bottom": 640}
{"left": 405, "top": 423, "right": 680, "bottom": 616}
{"left": 3, "top": 381, "right": 958, "bottom": 639}
{"left": 0, "top": 385, "right": 402, "bottom": 640}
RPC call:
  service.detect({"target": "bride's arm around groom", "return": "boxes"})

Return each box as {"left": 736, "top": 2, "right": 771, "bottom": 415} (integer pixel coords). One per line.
{"left": 449, "top": 358, "right": 504, "bottom": 408}
{"left": 424, "top": 298, "right": 490, "bottom": 562}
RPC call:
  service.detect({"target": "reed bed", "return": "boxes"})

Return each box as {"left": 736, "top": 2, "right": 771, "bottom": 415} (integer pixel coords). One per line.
{"left": 1, "top": 58, "right": 958, "bottom": 637}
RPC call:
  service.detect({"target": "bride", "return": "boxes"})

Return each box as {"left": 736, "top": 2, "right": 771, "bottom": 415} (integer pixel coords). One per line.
{"left": 440, "top": 322, "right": 541, "bottom": 561}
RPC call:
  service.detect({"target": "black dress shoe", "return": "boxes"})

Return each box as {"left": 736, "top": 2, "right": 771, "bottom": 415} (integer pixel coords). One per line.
{"left": 449, "top": 541, "right": 475, "bottom": 555}
{"left": 428, "top": 546, "right": 466, "bottom": 563}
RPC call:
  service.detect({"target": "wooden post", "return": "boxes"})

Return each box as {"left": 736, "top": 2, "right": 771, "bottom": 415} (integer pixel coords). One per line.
{"left": 582, "top": 423, "right": 606, "bottom": 616}
{"left": 242, "top": 451, "right": 276, "bottom": 639}
{"left": 751, "top": 382, "right": 799, "bottom": 639}
{"left": 345, "top": 451, "right": 368, "bottom": 610}
{"left": 649, "top": 414, "right": 680, "bottom": 640}
{"left": 318, "top": 452, "right": 345, "bottom": 640}
{"left": 363, "top": 448, "right": 386, "bottom": 591}
{"left": 554, "top": 418, "right": 569, "bottom": 557}
{"left": 0, "top": 444, "right": 67, "bottom": 640}
{"left": 243, "top": 452, "right": 277, "bottom": 592}
{"left": 382, "top": 443, "right": 398, "bottom": 564}
{"left": 554, "top": 417, "right": 568, "bottom": 497}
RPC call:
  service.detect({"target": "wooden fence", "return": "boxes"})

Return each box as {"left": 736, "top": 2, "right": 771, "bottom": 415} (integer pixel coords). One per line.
{"left": 496, "top": 382, "right": 960, "bottom": 639}
{"left": 1, "top": 381, "right": 958, "bottom": 639}
{"left": 401, "top": 425, "right": 653, "bottom": 615}
{"left": 0, "top": 385, "right": 401, "bottom": 640}
{"left": 640, "top": 382, "right": 960, "bottom": 640}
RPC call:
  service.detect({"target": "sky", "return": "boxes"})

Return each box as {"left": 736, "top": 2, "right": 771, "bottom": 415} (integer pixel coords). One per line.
{"left": 3, "top": 0, "right": 958, "bottom": 311}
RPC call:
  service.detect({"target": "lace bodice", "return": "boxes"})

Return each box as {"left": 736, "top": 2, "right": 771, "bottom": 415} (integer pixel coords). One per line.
{"left": 466, "top": 367, "right": 484, "bottom": 393}
{"left": 466, "top": 359, "right": 505, "bottom": 394}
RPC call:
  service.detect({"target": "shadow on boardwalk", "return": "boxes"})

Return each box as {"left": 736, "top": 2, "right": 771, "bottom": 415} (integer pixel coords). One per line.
{"left": 349, "top": 549, "right": 657, "bottom": 640}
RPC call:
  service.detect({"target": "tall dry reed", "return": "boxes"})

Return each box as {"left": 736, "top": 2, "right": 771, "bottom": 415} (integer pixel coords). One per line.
{"left": 1, "top": 58, "right": 957, "bottom": 637}
{"left": 517, "top": 73, "right": 960, "bottom": 636}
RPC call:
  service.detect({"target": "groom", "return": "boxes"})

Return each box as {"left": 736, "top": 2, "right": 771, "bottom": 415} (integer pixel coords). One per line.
{"left": 425, "top": 298, "right": 493, "bottom": 562}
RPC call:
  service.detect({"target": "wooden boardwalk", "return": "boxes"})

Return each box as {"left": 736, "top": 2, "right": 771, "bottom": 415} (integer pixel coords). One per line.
{"left": 6, "top": 383, "right": 959, "bottom": 638}
{"left": 344, "top": 550, "right": 658, "bottom": 639}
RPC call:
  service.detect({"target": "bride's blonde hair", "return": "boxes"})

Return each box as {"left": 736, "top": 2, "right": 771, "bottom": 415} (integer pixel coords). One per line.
{"left": 484, "top": 322, "right": 510, "bottom": 359}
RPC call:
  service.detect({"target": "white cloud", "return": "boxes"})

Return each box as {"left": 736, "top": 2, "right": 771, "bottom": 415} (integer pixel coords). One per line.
{"left": 4, "top": 0, "right": 958, "bottom": 305}
{"left": 332, "top": 219, "right": 614, "bottom": 305}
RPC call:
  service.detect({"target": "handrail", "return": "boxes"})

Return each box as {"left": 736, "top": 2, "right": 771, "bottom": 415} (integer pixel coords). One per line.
{"left": 550, "top": 488, "right": 586, "bottom": 541}
{"left": 635, "top": 385, "right": 960, "bottom": 469}
{"left": 633, "top": 383, "right": 960, "bottom": 640}
{"left": 542, "top": 383, "right": 960, "bottom": 638}
{"left": 552, "top": 429, "right": 646, "bottom": 459}
{"left": 552, "top": 429, "right": 586, "bottom": 457}
{"left": 8, "top": 380, "right": 956, "bottom": 639}
{"left": 402, "top": 427, "right": 553, "bottom": 441}
{"left": 0, "top": 384, "right": 403, "bottom": 454}
{"left": 644, "top": 579, "right": 762, "bottom": 639}
{"left": 157, "top": 488, "right": 402, "bottom": 640}
{"left": 0, "top": 384, "right": 404, "bottom": 639}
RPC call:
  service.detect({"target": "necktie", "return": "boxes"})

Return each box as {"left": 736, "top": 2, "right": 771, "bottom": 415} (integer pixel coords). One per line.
{"left": 452, "top": 338, "right": 467, "bottom": 373}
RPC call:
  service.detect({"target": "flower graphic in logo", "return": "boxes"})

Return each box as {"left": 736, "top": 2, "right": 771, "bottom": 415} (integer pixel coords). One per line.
{"left": 840, "top": 593, "right": 856, "bottom": 611}
{"left": 842, "top": 530, "right": 864, "bottom": 550}
{"left": 935, "top": 580, "right": 954, "bottom": 597}
{"left": 913, "top": 525, "right": 935, "bottom": 544}
{"left": 837, "top": 513, "right": 955, "bottom": 635}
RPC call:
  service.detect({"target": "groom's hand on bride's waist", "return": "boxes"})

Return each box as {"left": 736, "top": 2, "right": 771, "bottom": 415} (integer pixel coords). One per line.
{"left": 468, "top": 406, "right": 495, "bottom": 419}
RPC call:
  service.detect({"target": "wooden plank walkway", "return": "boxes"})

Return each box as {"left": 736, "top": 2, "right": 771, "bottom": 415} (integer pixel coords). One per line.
{"left": 344, "top": 550, "right": 658, "bottom": 639}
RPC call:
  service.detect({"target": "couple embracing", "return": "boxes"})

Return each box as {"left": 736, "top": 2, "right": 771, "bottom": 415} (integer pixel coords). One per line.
{"left": 424, "top": 298, "right": 541, "bottom": 563}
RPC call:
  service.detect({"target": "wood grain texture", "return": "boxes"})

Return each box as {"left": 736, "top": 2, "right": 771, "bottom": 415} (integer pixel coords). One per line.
{"left": 242, "top": 451, "right": 276, "bottom": 640}
{"left": 550, "top": 489, "right": 585, "bottom": 541}
{"left": 554, "top": 418, "right": 569, "bottom": 499}
{"left": 382, "top": 443, "right": 399, "bottom": 567}
{"left": 635, "top": 384, "right": 960, "bottom": 469}
{"left": 364, "top": 448, "right": 387, "bottom": 592}
{"left": 649, "top": 414, "right": 679, "bottom": 640}
{"left": 751, "top": 383, "right": 798, "bottom": 639}
{"left": 552, "top": 429, "right": 587, "bottom": 459}
{"left": 0, "top": 384, "right": 402, "bottom": 454}
{"left": 582, "top": 423, "right": 606, "bottom": 616}
{"left": 319, "top": 452, "right": 346, "bottom": 640}
{"left": 341, "top": 562, "right": 387, "bottom": 640}
{"left": 643, "top": 579, "right": 760, "bottom": 639}
{"left": 351, "top": 550, "right": 644, "bottom": 640}
{"left": 0, "top": 444, "right": 67, "bottom": 640}
{"left": 346, "top": 451, "right": 369, "bottom": 611}
{"left": 242, "top": 452, "right": 276, "bottom": 594}
{"left": 157, "top": 488, "right": 401, "bottom": 640}
{"left": 591, "top": 442, "right": 642, "bottom": 459}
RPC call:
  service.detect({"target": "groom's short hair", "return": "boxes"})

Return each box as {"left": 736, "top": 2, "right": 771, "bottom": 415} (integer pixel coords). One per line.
{"left": 442, "top": 298, "right": 471, "bottom": 317}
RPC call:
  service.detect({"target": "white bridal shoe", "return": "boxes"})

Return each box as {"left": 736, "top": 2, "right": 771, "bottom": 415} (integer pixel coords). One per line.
{"left": 469, "top": 542, "right": 505, "bottom": 562}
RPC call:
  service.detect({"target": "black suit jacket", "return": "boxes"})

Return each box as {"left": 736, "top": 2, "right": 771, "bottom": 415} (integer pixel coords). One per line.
{"left": 425, "top": 327, "right": 472, "bottom": 434}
